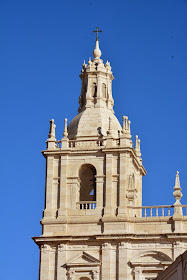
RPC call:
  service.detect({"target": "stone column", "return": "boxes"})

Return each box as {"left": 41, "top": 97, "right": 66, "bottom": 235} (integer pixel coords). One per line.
{"left": 58, "top": 155, "right": 68, "bottom": 218}
{"left": 118, "top": 242, "right": 129, "bottom": 280}
{"left": 44, "top": 156, "right": 56, "bottom": 218}
{"left": 134, "top": 267, "right": 143, "bottom": 280}
{"left": 56, "top": 244, "right": 67, "bottom": 280}
{"left": 102, "top": 243, "right": 111, "bottom": 280}
{"left": 40, "top": 244, "right": 51, "bottom": 280}
{"left": 118, "top": 153, "right": 127, "bottom": 216}
{"left": 104, "top": 154, "right": 113, "bottom": 216}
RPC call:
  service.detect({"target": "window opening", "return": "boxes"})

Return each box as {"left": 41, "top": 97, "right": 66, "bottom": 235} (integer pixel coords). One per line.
{"left": 79, "top": 164, "right": 96, "bottom": 209}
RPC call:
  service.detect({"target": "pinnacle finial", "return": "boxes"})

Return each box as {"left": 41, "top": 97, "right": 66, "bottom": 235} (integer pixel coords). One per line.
{"left": 122, "top": 116, "right": 131, "bottom": 135}
{"left": 135, "top": 135, "right": 141, "bottom": 157}
{"left": 122, "top": 116, "right": 125, "bottom": 133}
{"left": 175, "top": 171, "right": 180, "bottom": 187}
{"left": 128, "top": 120, "right": 131, "bottom": 134}
{"left": 63, "top": 118, "right": 68, "bottom": 138}
{"left": 82, "top": 60, "right": 86, "bottom": 68}
{"left": 173, "top": 171, "right": 183, "bottom": 218}
{"left": 122, "top": 116, "right": 127, "bottom": 134}
{"left": 135, "top": 135, "right": 139, "bottom": 150}
{"left": 48, "top": 119, "right": 56, "bottom": 140}
{"left": 173, "top": 171, "right": 182, "bottom": 203}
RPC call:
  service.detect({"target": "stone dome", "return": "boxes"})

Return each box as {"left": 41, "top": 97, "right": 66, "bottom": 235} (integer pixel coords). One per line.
{"left": 68, "top": 107, "right": 122, "bottom": 139}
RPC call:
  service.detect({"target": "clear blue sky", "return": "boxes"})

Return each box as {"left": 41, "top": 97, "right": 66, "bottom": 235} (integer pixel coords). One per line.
{"left": 0, "top": 0, "right": 187, "bottom": 279}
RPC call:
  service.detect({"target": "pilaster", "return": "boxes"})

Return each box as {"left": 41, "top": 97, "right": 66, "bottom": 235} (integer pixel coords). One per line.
{"left": 95, "top": 74, "right": 104, "bottom": 108}
{"left": 95, "top": 175, "right": 104, "bottom": 212}
{"left": 118, "top": 242, "right": 130, "bottom": 280}
{"left": 56, "top": 244, "right": 67, "bottom": 280}
{"left": 67, "top": 176, "right": 79, "bottom": 210}
{"left": 102, "top": 243, "right": 111, "bottom": 280}
{"left": 58, "top": 155, "right": 68, "bottom": 218}
{"left": 118, "top": 153, "right": 127, "bottom": 216}
{"left": 43, "top": 156, "right": 56, "bottom": 218}
{"left": 86, "top": 77, "right": 92, "bottom": 108}
{"left": 40, "top": 244, "right": 51, "bottom": 280}
{"left": 104, "top": 154, "right": 113, "bottom": 216}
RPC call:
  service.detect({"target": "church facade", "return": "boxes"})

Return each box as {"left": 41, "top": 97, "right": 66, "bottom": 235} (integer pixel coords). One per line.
{"left": 33, "top": 34, "right": 187, "bottom": 280}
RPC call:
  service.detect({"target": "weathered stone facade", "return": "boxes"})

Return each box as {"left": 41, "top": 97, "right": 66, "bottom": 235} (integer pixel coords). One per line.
{"left": 33, "top": 36, "right": 187, "bottom": 280}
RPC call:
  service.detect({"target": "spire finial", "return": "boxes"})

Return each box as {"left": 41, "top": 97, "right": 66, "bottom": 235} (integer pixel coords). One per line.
{"left": 92, "top": 27, "right": 102, "bottom": 41}
{"left": 92, "top": 27, "right": 102, "bottom": 59}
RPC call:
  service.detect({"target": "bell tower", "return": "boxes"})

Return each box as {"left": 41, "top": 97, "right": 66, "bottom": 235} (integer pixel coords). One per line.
{"left": 42, "top": 32, "right": 145, "bottom": 223}
{"left": 33, "top": 31, "right": 187, "bottom": 280}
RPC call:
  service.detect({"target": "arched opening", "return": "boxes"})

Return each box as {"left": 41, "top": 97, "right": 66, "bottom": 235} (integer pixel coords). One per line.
{"left": 79, "top": 164, "right": 96, "bottom": 209}
{"left": 102, "top": 83, "right": 107, "bottom": 98}
{"left": 92, "top": 83, "right": 97, "bottom": 98}
{"left": 79, "top": 84, "right": 87, "bottom": 112}
{"left": 79, "top": 277, "right": 91, "bottom": 280}
{"left": 81, "top": 84, "right": 87, "bottom": 106}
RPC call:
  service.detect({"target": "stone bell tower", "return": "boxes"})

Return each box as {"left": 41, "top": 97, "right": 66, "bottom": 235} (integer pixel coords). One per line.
{"left": 33, "top": 31, "right": 187, "bottom": 280}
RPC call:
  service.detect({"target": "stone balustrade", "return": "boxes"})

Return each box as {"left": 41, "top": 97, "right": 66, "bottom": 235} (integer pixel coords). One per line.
{"left": 76, "top": 201, "right": 96, "bottom": 210}
{"left": 129, "top": 205, "right": 187, "bottom": 218}
{"left": 75, "top": 204, "right": 187, "bottom": 216}
{"left": 140, "top": 205, "right": 174, "bottom": 217}
{"left": 69, "top": 139, "right": 105, "bottom": 148}
{"left": 50, "top": 138, "right": 122, "bottom": 150}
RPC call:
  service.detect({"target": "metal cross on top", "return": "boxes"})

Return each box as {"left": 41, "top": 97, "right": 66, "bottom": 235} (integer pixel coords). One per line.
{"left": 92, "top": 27, "right": 102, "bottom": 41}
